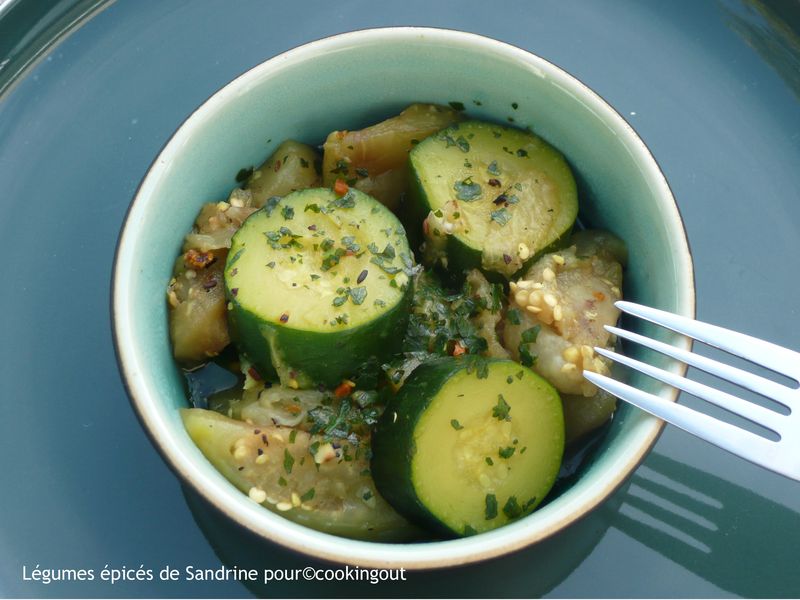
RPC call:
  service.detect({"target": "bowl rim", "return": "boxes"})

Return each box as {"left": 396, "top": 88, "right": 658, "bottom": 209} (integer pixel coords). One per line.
{"left": 111, "top": 25, "right": 696, "bottom": 569}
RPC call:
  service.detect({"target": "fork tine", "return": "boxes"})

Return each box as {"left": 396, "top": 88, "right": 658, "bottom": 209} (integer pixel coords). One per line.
{"left": 616, "top": 301, "right": 800, "bottom": 382}
{"left": 583, "top": 371, "right": 791, "bottom": 478}
{"left": 606, "top": 325, "right": 795, "bottom": 408}
{"left": 594, "top": 347, "right": 783, "bottom": 434}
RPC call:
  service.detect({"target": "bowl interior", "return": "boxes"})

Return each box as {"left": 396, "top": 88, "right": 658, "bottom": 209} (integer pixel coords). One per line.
{"left": 114, "top": 28, "right": 694, "bottom": 567}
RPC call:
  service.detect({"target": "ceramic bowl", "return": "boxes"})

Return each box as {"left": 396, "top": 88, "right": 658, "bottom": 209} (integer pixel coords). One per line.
{"left": 112, "top": 27, "right": 694, "bottom": 569}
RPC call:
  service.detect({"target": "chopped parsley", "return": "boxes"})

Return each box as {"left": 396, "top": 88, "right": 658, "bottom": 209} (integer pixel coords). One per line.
{"left": 448, "top": 101, "right": 466, "bottom": 111}
{"left": 283, "top": 449, "right": 295, "bottom": 474}
{"left": 464, "top": 524, "right": 478, "bottom": 536}
{"left": 454, "top": 178, "right": 482, "bottom": 201}
{"left": 498, "top": 446, "right": 516, "bottom": 459}
{"left": 281, "top": 205, "right": 294, "bottom": 220}
{"left": 503, "top": 496, "right": 522, "bottom": 518}
{"left": 485, "top": 494, "right": 498, "bottom": 520}
{"left": 300, "top": 488, "right": 316, "bottom": 502}
{"left": 450, "top": 419, "right": 464, "bottom": 431}
{"left": 521, "top": 325, "right": 541, "bottom": 343}
{"left": 349, "top": 286, "right": 367, "bottom": 305}
{"left": 487, "top": 160, "right": 500, "bottom": 176}
{"left": 507, "top": 308, "right": 521, "bottom": 325}
{"left": 492, "top": 394, "right": 511, "bottom": 421}
{"left": 519, "top": 343, "right": 536, "bottom": 367}
{"left": 485, "top": 456, "right": 494, "bottom": 466}
{"left": 263, "top": 196, "right": 281, "bottom": 216}
{"left": 490, "top": 207, "right": 511, "bottom": 226}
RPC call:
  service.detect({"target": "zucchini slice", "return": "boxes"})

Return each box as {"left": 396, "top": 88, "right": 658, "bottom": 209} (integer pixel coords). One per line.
{"left": 409, "top": 120, "right": 578, "bottom": 280}
{"left": 370, "top": 358, "right": 564, "bottom": 536}
{"left": 181, "top": 408, "right": 417, "bottom": 541}
{"left": 224, "top": 187, "right": 413, "bottom": 388}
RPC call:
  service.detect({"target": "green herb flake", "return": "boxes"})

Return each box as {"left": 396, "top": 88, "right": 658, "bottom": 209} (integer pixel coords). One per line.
{"left": 281, "top": 205, "right": 295, "bottom": 220}
{"left": 516, "top": 148, "right": 528, "bottom": 157}
{"left": 299, "top": 157, "right": 310, "bottom": 168}
{"left": 332, "top": 295, "right": 347, "bottom": 307}
{"left": 263, "top": 196, "right": 281, "bottom": 216}
{"left": 492, "top": 394, "right": 511, "bottom": 421}
{"left": 519, "top": 344, "right": 536, "bottom": 367}
{"left": 511, "top": 102, "right": 519, "bottom": 110}
{"left": 464, "top": 524, "right": 478, "bottom": 536}
{"left": 450, "top": 419, "right": 464, "bottom": 431}
{"left": 516, "top": 370, "right": 524, "bottom": 380}
{"left": 277, "top": 476, "right": 287, "bottom": 487}
{"left": 289, "top": 429, "right": 297, "bottom": 443}
{"left": 506, "top": 375, "right": 514, "bottom": 384}
{"left": 300, "top": 488, "right": 316, "bottom": 502}
{"left": 485, "top": 494, "right": 498, "bottom": 520}
{"left": 310, "top": 274, "right": 320, "bottom": 281}
{"left": 283, "top": 449, "right": 295, "bottom": 474}
{"left": 490, "top": 207, "right": 511, "bottom": 226}
{"left": 449, "top": 101, "right": 466, "bottom": 111}
{"left": 454, "top": 178, "right": 482, "bottom": 202}
{"left": 485, "top": 456, "right": 494, "bottom": 466}
{"left": 521, "top": 325, "right": 541, "bottom": 344}
{"left": 330, "top": 158, "right": 349, "bottom": 175}
{"left": 456, "top": 136, "right": 470, "bottom": 152}
{"left": 507, "top": 308, "right": 521, "bottom": 325}
{"left": 503, "top": 496, "right": 523, "bottom": 519}
{"left": 349, "top": 286, "right": 368, "bottom": 305}
{"left": 499, "top": 446, "right": 516, "bottom": 459}
{"left": 487, "top": 160, "right": 501, "bottom": 176}
{"left": 523, "top": 497, "right": 538, "bottom": 511}
{"left": 520, "top": 446, "right": 527, "bottom": 454}
{"left": 304, "top": 203, "right": 321, "bottom": 213}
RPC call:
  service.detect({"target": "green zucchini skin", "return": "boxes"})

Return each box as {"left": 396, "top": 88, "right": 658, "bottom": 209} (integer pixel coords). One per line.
{"left": 224, "top": 187, "right": 413, "bottom": 388}
{"left": 408, "top": 120, "right": 578, "bottom": 283}
{"left": 227, "top": 287, "right": 411, "bottom": 388}
{"left": 371, "top": 357, "right": 565, "bottom": 536}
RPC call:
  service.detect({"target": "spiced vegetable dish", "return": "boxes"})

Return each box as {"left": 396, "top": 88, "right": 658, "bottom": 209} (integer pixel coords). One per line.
{"left": 167, "top": 103, "right": 627, "bottom": 540}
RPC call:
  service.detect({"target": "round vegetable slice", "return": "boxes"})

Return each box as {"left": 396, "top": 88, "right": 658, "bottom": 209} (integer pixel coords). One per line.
{"left": 181, "top": 408, "right": 418, "bottom": 541}
{"left": 409, "top": 120, "right": 578, "bottom": 280}
{"left": 224, "top": 187, "right": 413, "bottom": 388}
{"left": 370, "top": 358, "right": 564, "bottom": 536}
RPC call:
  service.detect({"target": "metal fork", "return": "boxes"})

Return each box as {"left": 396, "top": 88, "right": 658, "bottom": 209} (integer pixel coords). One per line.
{"left": 583, "top": 301, "right": 800, "bottom": 482}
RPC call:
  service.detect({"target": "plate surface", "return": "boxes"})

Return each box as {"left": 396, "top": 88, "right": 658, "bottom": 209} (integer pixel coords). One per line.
{"left": 1, "top": 0, "right": 799, "bottom": 597}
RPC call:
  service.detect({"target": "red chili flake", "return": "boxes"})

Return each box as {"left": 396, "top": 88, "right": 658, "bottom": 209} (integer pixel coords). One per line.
{"left": 593, "top": 291, "right": 606, "bottom": 301}
{"left": 452, "top": 341, "right": 467, "bottom": 357}
{"left": 422, "top": 218, "right": 430, "bottom": 236}
{"left": 493, "top": 194, "right": 508, "bottom": 205}
{"left": 273, "top": 159, "right": 281, "bottom": 172}
{"left": 253, "top": 429, "right": 261, "bottom": 435}
{"left": 279, "top": 313, "right": 289, "bottom": 323}
{"left": 345, "top": 249, "right": 355, "bottom": 257}
{"left": 488, "top": 178, "right": 501, "bottom": 187}
{"left": 356, "top": 269, "right": 368, "bottom": 284}
{"left": 333, "top": 178, "right": 349, "bottom": 196}
{"left": 257, "top": 448, "right": 264, "bottom": 456}
{"left": 503, "top": 253, "right": 512, "bottom": 264}
{"left": 261, "top": 434, "right": 269, "bottom": 445}
{"left": 247, "top": 367, "right": 262, "bottom": 381}
{"left": 202, "top": 276, "right": 218, "bottom": 290}
{"left": 231, "top": 287, "right": 239, "bottom": 296}
{"left": 334, "top": 380, "right": 355, "bottom": 398}
{"left": 184, "top": 248, "right": 216, "bottom": 269}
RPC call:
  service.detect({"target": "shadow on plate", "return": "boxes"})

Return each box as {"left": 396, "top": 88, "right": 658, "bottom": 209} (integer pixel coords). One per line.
{"left": 182, "top": 479, "right": 623, "bottom": 598}
{"left": 612, "top": 452, "right": 800, "bottom": 597}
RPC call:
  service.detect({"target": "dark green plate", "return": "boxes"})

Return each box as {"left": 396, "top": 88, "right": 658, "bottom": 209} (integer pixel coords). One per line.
{"left": 1, "top": 0, "right": 798, "bottom": 597}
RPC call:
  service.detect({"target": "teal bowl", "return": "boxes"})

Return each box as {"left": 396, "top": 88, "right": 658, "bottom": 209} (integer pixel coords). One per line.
{"left": 112, "top": 27, "right": 694, "bottom": 568}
